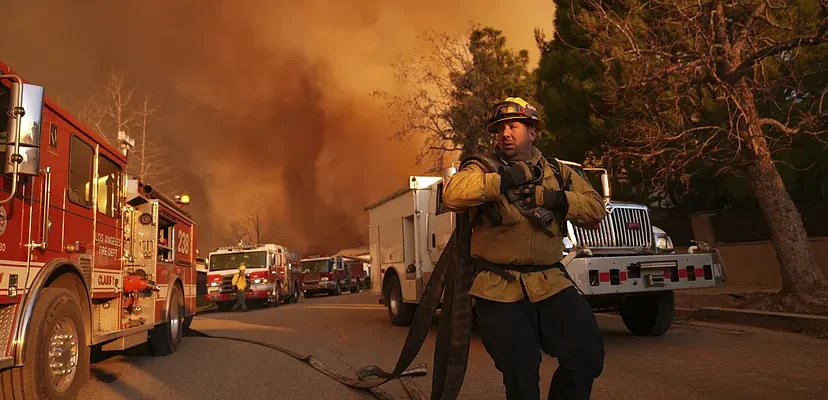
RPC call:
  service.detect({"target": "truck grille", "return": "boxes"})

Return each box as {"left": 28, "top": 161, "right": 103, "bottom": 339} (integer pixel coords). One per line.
{"left": 571, "top": 204, "right": 652, "bottom": 249}
{"left": 221, "top": 276, "right": 235, "bottom": 293}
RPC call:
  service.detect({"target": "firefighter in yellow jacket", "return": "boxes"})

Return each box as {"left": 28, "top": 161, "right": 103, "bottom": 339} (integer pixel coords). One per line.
{"left": 442, "top": 97, "right": 607, "bottom": 400}
{"left": 231, "top": 264, "right": 248, "bottom": 312}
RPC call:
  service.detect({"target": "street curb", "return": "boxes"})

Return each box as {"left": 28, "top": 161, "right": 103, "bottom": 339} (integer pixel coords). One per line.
{"left": 196, "top": 304, "right": 217, "bottom": 312}
{"left": 683, "top": 306, "right": 828, "bottom": 333}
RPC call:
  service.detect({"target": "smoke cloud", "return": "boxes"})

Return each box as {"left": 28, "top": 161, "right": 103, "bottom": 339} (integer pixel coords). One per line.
{"left": 0, "top": 0, "right": 555, "bottom": 254}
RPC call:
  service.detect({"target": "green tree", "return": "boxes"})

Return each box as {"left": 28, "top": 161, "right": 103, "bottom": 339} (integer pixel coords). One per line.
{"left": 572, "top": 0, "right": 828, "bottom": 305}
{"left": 534, "top": 0, "right": 610, "bottom": 165}
{"left": 374, "top": 24, "right": 538, "bottom": 171}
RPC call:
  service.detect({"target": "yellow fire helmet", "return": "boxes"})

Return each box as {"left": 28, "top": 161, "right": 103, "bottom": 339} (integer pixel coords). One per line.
{"left": 238, "top": 264, "right": 246, "bottom": 271}
{"left": 486, "top": 97, "right": 546, "bottom": 133}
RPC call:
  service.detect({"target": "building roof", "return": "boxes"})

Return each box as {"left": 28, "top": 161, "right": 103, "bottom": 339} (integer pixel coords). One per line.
{"left": 336, "top": 245, "right": 370, "bottom": 263}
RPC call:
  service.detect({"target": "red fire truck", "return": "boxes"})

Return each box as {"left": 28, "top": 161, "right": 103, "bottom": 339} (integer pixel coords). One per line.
{"left": 0, "top": 61, "right": 199, "bottom": 399}
{"left": 300, "top": 255, "right": 365, "bottom": 297}
{"left": 205, "top": 243, "right": 302, "bottom": 310}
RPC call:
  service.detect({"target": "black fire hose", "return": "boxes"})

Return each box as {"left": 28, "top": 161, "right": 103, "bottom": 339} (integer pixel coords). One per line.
{"left": 186, "top": 212, "right": 475, "bottom": 400}
{"left": 183, "top": 329, "right": 429, "bottom": 399}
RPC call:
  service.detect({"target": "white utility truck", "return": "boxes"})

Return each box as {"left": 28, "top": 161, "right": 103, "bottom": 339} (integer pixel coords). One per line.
{"left": 365, "top": 161, "right": 725, "bottom": 336}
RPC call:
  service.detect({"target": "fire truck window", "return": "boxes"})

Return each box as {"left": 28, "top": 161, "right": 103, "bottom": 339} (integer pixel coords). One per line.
{"left": 97, "top": 156, "right": 121, "bottom": 217}
{"left": 301, "top": 259, "right": 332, "bottom": 274}
{"left": 68, "top": 135, "right": 94, "bottom": 208}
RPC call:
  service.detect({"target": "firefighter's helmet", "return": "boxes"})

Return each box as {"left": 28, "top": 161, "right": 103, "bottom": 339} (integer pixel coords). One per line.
{"left": 238, "top": 264, "right": 246, "bottom": 271}
{"left": 486, "top": 97, "right": 546, "bottom": 133}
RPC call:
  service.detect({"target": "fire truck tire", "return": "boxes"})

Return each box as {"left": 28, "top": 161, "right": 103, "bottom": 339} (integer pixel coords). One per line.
{"left": 150, "top": 284, "right": 185, "bottom": 356}
{"left": 385, "top": 273, "right": 416, "bottom": 326}
{"left": 620, "top": 291, "right": 675, "bottom": 336}
{"left": 0, "top": 287, "right": 89, "bottom": 400}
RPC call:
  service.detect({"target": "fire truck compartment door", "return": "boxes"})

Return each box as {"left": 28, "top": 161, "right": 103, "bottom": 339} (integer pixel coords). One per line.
{"left": 132, "top": 202, "right": 158, "bottom": 277}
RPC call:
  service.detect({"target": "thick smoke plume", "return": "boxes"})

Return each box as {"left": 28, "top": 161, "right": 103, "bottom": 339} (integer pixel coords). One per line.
{"left": 0, "top": 0, "right": 554, "bottom": 254}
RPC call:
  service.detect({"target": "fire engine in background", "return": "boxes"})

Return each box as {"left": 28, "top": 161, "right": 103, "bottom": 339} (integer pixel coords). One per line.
{"left": 300, "top": 255, "right": 364, "bottom": 297}
{"left": 205, "top": 243, "right": 301, "bottom": 310}
{"left": 0, "top": 61, "right": 199, "bottom": 399}
{"left": 366, "top": 162, "right": 726, "bottom": 336}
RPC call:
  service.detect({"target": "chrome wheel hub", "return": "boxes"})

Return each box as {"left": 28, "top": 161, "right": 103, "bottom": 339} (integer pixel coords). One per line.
{"left": 169, "top": 301, "right": 181, "bottom": 342}
{"left": 49, "top": 317, "right": 79, "bottom": 393}
{"left": 390, "top": 289, "right": 400, "bottom": 316}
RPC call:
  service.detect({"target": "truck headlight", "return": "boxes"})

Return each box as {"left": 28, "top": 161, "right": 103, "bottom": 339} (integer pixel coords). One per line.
{"left": 320, "top": 277, "right": 329, "bottom": 282}
{"left": 654, "top": 233, "right": 674, "bottom": 252}
{"left": 210, "top": 282, "right": 219, "bottom": 287}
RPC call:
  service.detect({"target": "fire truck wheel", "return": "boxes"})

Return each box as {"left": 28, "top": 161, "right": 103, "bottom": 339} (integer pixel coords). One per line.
{"left": 620, "top": 291, "right": 675, "bottom": 336}
{"left": 0, "top": 287, "right": 89, "bottom": 400}
{"left": 150, "top": 284, "right": 185, "bottom": 356}
{"left": 385, "top": 273, "right": 416, "bottom": 326}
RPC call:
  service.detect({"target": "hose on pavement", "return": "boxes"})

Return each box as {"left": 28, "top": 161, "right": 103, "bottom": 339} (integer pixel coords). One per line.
{"left": 184, "top": 328, "right": 429, "bottom": 400}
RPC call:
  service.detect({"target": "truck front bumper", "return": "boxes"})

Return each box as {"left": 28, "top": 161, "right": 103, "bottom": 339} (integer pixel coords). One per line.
{"left": 565, "top": 252, "right": 723, "bottom": 296}
{"left": 303, "top": 281, "right": 337, "bottom": 292}
{"left": 205, "top": 289, "right": 273, "bottom": 303}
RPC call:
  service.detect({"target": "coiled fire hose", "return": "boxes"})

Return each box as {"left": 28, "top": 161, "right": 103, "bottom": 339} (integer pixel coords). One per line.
{"left": 187, "top": 213, "right": 583, "bottom": 400}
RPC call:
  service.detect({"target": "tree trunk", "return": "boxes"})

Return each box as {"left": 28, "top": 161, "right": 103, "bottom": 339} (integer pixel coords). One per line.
{"left": 738, "top": 85, "right": 828, "bottom": 305}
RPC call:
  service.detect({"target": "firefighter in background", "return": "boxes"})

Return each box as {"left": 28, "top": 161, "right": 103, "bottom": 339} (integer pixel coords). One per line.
{"left": 231, "top": 264, "right": 248, "bottom": 312}
{"left": 441, "top": 97, "right": 607, "bottom": 399}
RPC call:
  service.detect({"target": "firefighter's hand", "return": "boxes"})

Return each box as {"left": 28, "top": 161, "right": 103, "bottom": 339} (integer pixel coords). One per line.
{"left": 498, "top": 162, "right": 542, "bottom": 193}
{"left": 512, "top": 184, "right": 567, "bottom": 212}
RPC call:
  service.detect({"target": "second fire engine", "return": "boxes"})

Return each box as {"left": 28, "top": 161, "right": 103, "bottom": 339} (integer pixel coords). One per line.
{"left": 300, "top": 255, "right": 365, "bottom": 297}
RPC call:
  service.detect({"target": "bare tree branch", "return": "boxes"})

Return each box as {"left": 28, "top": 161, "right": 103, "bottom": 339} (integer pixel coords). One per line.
{"left": 73, "top": 68, "right": 179, "bottom": 192}
{"left": 222, "top": 205, "right": 273, "bottom": 245}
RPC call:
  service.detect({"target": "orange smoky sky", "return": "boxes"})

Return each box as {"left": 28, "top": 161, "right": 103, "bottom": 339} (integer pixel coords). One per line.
{"left": 0, "top": 0, "right": 556, "bottom": 255}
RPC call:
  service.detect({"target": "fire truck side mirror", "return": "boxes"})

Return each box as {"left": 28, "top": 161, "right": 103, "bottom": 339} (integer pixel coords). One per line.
{"left": 4, "top": 81, "right": 45, "bottom": 177}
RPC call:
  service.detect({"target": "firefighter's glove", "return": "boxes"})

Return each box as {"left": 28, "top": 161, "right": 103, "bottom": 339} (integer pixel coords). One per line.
{"left": 512, "top": 184, "right": 568, "bottom": 212}
{"left": 498, "top": 162, "right": 542, "bottom": 193}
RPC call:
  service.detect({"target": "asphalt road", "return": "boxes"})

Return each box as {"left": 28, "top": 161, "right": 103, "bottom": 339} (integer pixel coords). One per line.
{"left": 79, "top": 290, "right": 828, "bottom": 400}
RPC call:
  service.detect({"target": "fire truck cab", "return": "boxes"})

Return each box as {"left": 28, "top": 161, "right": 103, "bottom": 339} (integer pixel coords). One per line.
{"left": 205, "top": 243, "right": 301, "bottom": 310}
{"left": 0, "top": 61, "right": 199, "bottom": 399}
{"left": 300, "top": 255, "right": 364, "bottom": 297}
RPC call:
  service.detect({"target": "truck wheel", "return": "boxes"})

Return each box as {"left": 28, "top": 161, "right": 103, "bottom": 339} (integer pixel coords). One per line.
{"left": 385, "top": 274, "right": 416, "bottom": 326}
{"left": 150, "top": 284, "right": 184, "bottom": 356}
{"left": 0, "top": 288, "right": 89, "bottom": 400}
{"left": 350, "top": 279, "right": 360, "bottom": 294}
{"left": 620, "top": 291, "right": 675, "bottom": 336}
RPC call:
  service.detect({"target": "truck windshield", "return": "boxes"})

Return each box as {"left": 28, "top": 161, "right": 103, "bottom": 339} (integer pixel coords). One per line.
{"left": 301, "top": 259, "right": 331, "bottom": 274}
{"left": 209, "top": 251, "right": 268, "bottom": 271}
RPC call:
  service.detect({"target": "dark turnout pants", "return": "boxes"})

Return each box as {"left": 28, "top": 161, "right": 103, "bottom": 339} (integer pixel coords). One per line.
{"left": 475, "top": 286, "right": 605, "bottom": 400}
{"left": 232, "top": 289, "right": 247, "bottom": 312}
